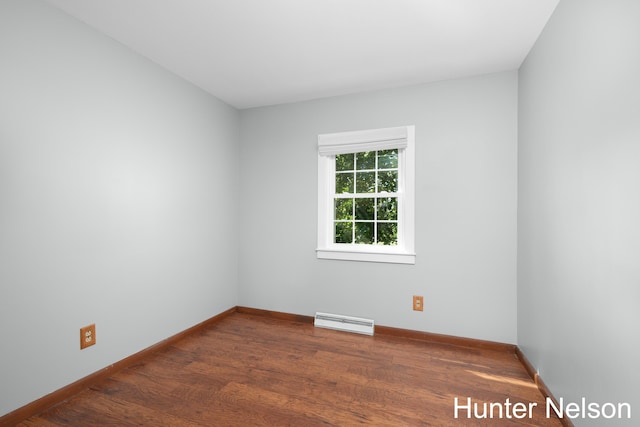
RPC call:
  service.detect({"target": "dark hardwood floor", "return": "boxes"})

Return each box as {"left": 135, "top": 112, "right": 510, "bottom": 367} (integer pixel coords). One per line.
{"left": 20, "top": 312, "right": 564, "bottom": 426}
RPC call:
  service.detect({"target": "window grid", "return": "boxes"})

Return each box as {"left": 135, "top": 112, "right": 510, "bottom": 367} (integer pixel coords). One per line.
{"left": 333, "top": 149, "right": 399, "bottom": 246}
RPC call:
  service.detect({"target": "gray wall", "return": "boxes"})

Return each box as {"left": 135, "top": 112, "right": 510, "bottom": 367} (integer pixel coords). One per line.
{"left": 0, "top": 0, "right": 239, "bottom": 415}
{"left": 239, "top": 71, "right": 518, "bottom": 344}
{"left": 518, "top": 0, "right": 640, "bottom": 424}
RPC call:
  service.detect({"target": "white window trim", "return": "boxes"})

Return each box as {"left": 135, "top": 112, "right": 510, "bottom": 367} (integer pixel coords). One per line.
{"left": 316, "top": 125, "right": 415, "bottom": 264}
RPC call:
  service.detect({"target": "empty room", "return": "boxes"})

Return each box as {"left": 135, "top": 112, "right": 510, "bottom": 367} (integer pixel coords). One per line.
{"left": 1, "top": 0, "right": 638, "bottom": 426}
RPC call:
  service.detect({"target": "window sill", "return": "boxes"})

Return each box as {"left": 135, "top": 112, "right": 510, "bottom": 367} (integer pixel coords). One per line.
{"left": 316, "top": 246, "right": 416, "bottom": 264}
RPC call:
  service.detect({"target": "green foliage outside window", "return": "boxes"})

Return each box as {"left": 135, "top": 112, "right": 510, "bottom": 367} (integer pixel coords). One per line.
{"left": 336, "top": 153, "right": 354, "bottom": 171}
{"left": 335, "top": 173, "right": 353, "bottom": 194}
{"left": 333, "top": 149, "right": 399, "bottom": 246}
{"left": 356, "top": 151, "right": 375, "bottom": 170}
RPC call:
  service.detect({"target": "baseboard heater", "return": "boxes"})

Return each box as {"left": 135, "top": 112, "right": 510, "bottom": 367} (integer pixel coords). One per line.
{"left": 314, "top": 312, "right": 375, "bottom": 336}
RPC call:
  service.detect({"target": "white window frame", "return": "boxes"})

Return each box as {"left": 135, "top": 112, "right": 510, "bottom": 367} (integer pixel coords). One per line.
{"left": 316, "top": 125, "right": 415, "bottom": 264}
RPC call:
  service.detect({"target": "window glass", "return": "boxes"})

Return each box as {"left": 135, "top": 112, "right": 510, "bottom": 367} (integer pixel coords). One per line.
{"left": 333, "top": 150, "right": 399, "bottom": 246}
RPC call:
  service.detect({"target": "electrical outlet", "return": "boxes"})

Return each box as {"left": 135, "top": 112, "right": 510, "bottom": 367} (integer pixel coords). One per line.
{"left": 413, "top": 295, "right": 424, "bottom": 311}
{"left": 80, "top": 324, "right": 96, "bottom": 349}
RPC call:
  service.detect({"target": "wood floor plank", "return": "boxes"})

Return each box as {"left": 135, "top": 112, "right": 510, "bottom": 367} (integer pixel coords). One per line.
{"left": 21, "top": 312, "right": 564, "bottom": 426}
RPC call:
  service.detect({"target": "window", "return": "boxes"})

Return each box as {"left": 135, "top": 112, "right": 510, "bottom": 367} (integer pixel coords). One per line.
{"left": 333, "top": 150, "right": 399, "bottom": 245}
{"left": 317, "top": 126, "right": 415, "bottom": 264}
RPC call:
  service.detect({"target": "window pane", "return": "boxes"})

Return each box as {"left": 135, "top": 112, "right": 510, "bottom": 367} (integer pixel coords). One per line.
{"left": 355, "top": 198, "right": 375, "bottom": 220}
{"left": 378, "top": 149, "right": 398, "bottom": 169}
{"left": 378, "top": 170, "right": 398, "bottom": 193}
{"left": 355, "top": 222, "right": 374, "bottom": 244}
{"left": 356, "top": 151, "right": 375, "bottom": 170}
{"left": 334, "top": 198, "right": 353, "bottom": 220}
{"left": 377, "top": 197, "right": 397, "bottom": 220}
{"left": 336, "top": 153, "right": 354, "bottom": 171}
{"left": 335, "top": 222, "right": 353, "bottom": 244}
{"left": 356, "top": 171, "right": 375, "bottom": 193}
{"left": 335, "top": 172, "right": 353, "bottom": 194}
{"left": 377, "top": 223, "right": 398, "bottom": 245}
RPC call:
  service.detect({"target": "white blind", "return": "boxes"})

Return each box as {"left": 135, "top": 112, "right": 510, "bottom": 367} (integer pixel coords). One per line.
{"left": 318, "top": 126, "right": 408, "bottom": 156}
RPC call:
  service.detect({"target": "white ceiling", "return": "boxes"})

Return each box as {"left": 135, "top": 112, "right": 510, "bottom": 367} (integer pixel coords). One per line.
{"left": 43, "top": 0, "right": 559, "bottom": 109}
